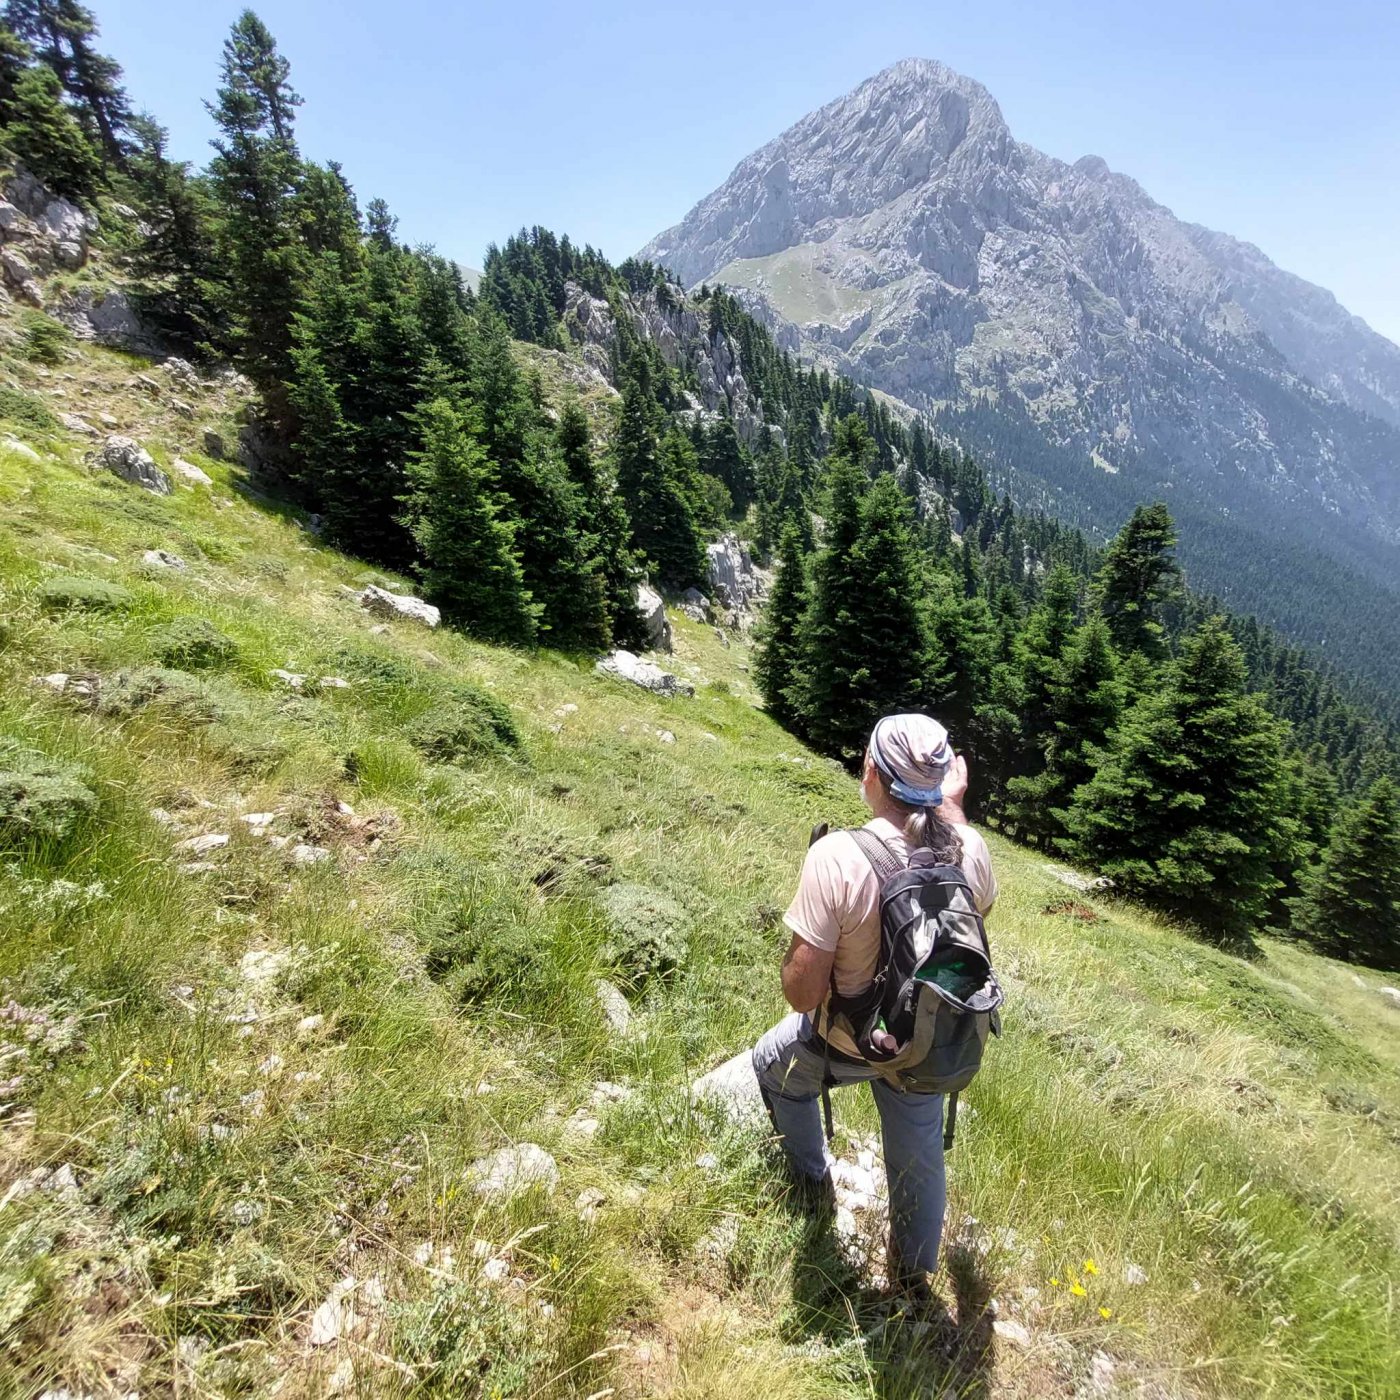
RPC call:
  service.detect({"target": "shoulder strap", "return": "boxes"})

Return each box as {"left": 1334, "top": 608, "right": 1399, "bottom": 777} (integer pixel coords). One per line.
{"left": 850, "top": 827, "right": 905, "bottom": 885}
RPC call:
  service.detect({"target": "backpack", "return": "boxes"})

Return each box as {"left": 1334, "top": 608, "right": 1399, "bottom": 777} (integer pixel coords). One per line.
{"left": 814, "top": 824, "right": 1004, "bottom": 1150}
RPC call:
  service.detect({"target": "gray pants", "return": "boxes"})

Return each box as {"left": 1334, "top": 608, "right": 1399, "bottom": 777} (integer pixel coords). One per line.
{"left": 752, "top": 1012, "right": 947, "bottom": 1274}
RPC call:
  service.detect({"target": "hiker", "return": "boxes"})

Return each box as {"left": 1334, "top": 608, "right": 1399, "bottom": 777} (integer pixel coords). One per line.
{"left": 751, "top": 712, "right": 998, "bottom": 1293}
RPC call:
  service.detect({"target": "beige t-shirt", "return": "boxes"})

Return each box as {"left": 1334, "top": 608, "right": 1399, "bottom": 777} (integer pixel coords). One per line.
{"left": 784, "top": 816, "right": 998, "bottom": 1051}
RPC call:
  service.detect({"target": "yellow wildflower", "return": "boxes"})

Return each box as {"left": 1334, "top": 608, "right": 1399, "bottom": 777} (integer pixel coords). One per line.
{"left": 1100, "top": 1306, "right": 1113, "bottom": 1320}
{"left": 1070, "top": 1281, "right": 1087, "bottom": 1298}
{"left": 1084, "top": 1258, "right": 1098, "bottom": 1276}
{"left": 1049, "top": 1277, "right": 1061, "bottom": 1287}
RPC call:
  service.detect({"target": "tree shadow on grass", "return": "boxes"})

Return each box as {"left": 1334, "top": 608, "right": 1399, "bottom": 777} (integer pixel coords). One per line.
{"left": 780, "top": 1205, "right": 998, "bottom": 1399}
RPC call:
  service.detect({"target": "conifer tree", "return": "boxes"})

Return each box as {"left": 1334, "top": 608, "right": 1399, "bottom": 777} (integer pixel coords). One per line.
{"left": 1290, "top": 776, "right": 1400, "bottom": 968}
{"left": 3, "top": 61, "right": 100, "bottom": 198}
{"left": 206, "top": 9, "right": 305, "bottom": 426}
{"left": 402, "top": 398, "right": 538, "bottom": 646}
{"left": 1005, "top": 613, "right": 1123, "bottom": 849}
{"left": 1065, "top": 616, "right": 1296, "bottom": 944}
{"left": 752, "top": 522, "right": 809, "bottom": 729}
{"left": 1093, "top": 502, "right": 1182, "bottom": 662}
{"left": 556, "top": 399, "right": 644, "bottom": 648}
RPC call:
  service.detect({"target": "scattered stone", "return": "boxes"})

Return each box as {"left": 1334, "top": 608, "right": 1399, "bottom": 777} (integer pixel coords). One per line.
{"left": 142, "top": 549, "right": 186, "bottom": 570}
{"left": 296, "top": 1013, "right": 325, "bottom": 1037}
{"left": 269, "top": 668, "right": 306, "bottom": 688}
{"left": 230, "top": 1197, "right": 264, "bottom": 1227}
{"left": 240, "top": 948, "right": 290, "bottom": 983}
{"left": 564, "top": 1110, "right": 601, "bottom": 1140}
{"left": 1041, "top": 864, "right": 1114, "bottom": 894}
{"left": 202, "top": 430, "right": 224, "bottom": 459}
{"left": 58, "top": 412, "right": 98, "bottom": 437}
{"left": 481, "top": 1257, "right": 510, "bottom": 1284}
{"left": 172, "top": 457, "right": 213, "bottom": 487}
{"left": 317, "top": 676, "right": 351, "bottom": 690}
{"left": 178, "top": 861, "right": 217, "bottom": 875}
{"left": 1380, "top": 987, "right": 1400, "bottom": 1007}
{"left": 2, "top": 435, "right": 41, "bottom": 462}
{"left": 993, "top": 1319, "right": 1032, "bottom": 1349}
{"left": 691, "top": 1048, "right": 764, "bottom": 1123}
{"left": 635, "top": 581, "right": 672, "bottom": 652}
{"left": 1124, "top": 1262, "right": 1148, "bottom": 1286}
{"left": 89, "top": 435, "right": 171, "bottom": 495}
{"left": 590, "top": 1080, "right": 632, "bottom": 1107}
{"left": 713, "top": 627, "right": 730, "bottom": 648}
{"left": 176, "top": 833, "right": 229, "bottom": 856}
{"left": 1087, "top": 1352, "right": 1117, "bottom": 1393}
{"left": 308, "top": 1277, "right": 359, "bottom": 1346}
{"left": 34, "top": 672, "right": 69, "bottom": 693}
{"left": 291, "top": 843, "right": 331, "bottom": 865}
{"left": 694, "top": 1152, "right": 719, "bottom": 1171}
{"left": 595, "top": 979, "right": 632, "bottom": 1033}
{"left": 41, "top": 1162, "right": 79, "bottom": 1196}
{"left": 469, "top": 1143, "right": 559, "bottom": 1200}
{"left": 358, "top": 584, "right": 440, "bottom": 628}
{"left": 258, "top": 1054, "right": 285, "bottom": 1076}
{"left": 98, "top": 412, "right": 118, "bottom": 428}
{"left": 575, "top": 1187, "right": 607, "bottom": 1223}
{"left": 656, "top": 729, "right": 676, "bottom": 744}
{"left": 554, "top": 702, "right": 578, "bottom": 717}
{"left": 240, "top": 812, "right": 275, "bottom": 830}
{"left": 595, "top": 649, "right": 695, "bottom": 697}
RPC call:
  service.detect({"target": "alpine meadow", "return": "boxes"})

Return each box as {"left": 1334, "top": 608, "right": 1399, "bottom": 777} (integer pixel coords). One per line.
{"left": 0, "top": 6, "right": 1398, "bottom": 1399}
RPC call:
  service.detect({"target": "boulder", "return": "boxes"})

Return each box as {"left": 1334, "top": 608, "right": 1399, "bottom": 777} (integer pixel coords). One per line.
{"left": 680, "top": 586, "right": 711, "bottom": 623}
{"left": 141, "top": 549, "right": 186, "bottom": 570}
{"left": 3, "top": 436, "right": 41, "bottom": 463}
{"left": 635, "top": 582, "right": 671, "bottom": 652}
{"left": 58, "top": 412, "right": 97, "bottom": 437}
{"left": 1380, "top": 987, "right": 1400, "bottom": 1007}
{"left": 595, "top": 649, "right": 694, "bottom": 697}
{"left": 595, "top": 978, "right": 632, "bottom": 1033}
{"left": 90, "top": 436, "right": 172, "bottom": 495}
{"left": 706, "top": 533, "right": 768, "bottom": 616}
{"left": 54, "top": 287, "right": 162, "bottom": 355}
{"left": 358, "top": 585, "right": 441, "bottom": 629}
{"left": 202, "top": 430, "right": 225, "bottom": 460}
{"left": 691, "top": 1048, "right": 765, "bottom": 1124}
{"left": 468, "top": 1143, "right": 559, "bottom": 1200}
{"left": 172, "top": 457, "right": 213, "bottom": 487}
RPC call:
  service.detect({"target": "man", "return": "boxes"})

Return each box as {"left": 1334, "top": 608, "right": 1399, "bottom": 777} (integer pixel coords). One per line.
{"left": 751, "top": 713, "right": 998, "bottom": 1291}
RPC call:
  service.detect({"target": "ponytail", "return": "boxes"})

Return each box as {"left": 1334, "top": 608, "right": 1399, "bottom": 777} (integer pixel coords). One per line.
{"left": 906, "top": 804, "right": 964, "bottom": 867}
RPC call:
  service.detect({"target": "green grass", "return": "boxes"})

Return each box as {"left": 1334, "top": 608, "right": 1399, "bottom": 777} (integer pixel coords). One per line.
{"left": 0, "top": 339, "right": 1397, "bottom": 1398}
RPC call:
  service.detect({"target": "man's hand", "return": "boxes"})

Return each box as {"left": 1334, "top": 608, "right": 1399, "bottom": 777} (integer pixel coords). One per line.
{"left": 941, "top": 753, "right": 969, "bottom": 825}
{"left": 781, "top": 932, "right": 835, "bottom": 1014}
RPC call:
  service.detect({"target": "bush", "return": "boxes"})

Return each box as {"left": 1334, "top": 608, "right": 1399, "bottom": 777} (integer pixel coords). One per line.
{"left": 599, "top": 882, "right": 688, "bottom": 987}
{"left": 39, "top": 575, "right": 135, "bottom": 613}
{"left": 149, "top": 616, "right": 238, "bottom": 670}
{"left": 0, "top": 387, "right": 58, "bottom": 435}
{"left": 93, "top": 667, "right": 227, "bottom": 725}
{"left": 405, "top": 683, "right": 521, "bottom": 764}
{"left": 0, "top": 739, "right": 98, "bottom": 846}
{"left": 20, "top": 313, "right": 73, "bottom": 366}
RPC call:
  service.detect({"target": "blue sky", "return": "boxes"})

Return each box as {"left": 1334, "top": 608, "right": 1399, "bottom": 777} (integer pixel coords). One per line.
{"left": 97, "top": 0, "right": 1400, "bottom": 342}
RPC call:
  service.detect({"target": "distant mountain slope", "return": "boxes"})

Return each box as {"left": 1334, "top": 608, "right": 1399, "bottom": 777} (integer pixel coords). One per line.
{"left": 641, "top": 59, "right": 1400, "bottom": 688}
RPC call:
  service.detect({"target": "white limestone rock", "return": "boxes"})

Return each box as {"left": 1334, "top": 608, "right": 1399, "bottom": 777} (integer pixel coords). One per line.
{"left": 468, "top": 1143, "right": 559, "bottom": 1200}
{"left": 89, "top": 436, "right": 171, "bottom": 495}
{"left": 595, "top": 649, "right": 694, "bottom": 698}
{"left": 358, "top": 584, "right": 440, "bottom": 628}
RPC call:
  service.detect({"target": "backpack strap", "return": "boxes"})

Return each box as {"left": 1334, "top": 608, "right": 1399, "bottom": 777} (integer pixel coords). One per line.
{"left": 850, "top": 827, "right": 905, "bottom": 884}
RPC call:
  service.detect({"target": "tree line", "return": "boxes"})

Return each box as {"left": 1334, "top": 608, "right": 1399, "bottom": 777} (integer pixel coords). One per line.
{"left": 2, "top": 4, "right": 1396, "bottom": 967}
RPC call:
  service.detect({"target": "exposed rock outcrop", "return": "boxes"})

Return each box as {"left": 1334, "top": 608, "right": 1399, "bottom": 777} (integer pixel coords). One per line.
{"left": 358, "top": 585, "right": 441, "bottom": 629}
{"left": 595, "top": 649, "right": 695, "bottom": 697}
{"left": 635, "top": 582, "right": 671, "bottom": 652}
{"left": 89, "top": 436, "right": 171, "bottom": 495}
{"left": 705, "top": 533, "right": 769, "bottom": 627}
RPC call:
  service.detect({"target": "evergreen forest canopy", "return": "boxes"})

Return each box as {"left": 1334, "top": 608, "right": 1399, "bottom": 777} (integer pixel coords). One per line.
{"left": 0, "top": 2, "right": 1396, "bottom": 968}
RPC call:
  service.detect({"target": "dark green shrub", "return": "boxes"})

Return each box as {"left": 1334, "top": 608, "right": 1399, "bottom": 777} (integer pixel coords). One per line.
{"left": 0, "top": 739, "right": 98, "bottom": 846}
{"left": 39, "top": 575, "right": 135, "bottom": 613}
{"left": 406, "top": 683, "right": 521, "bottom": 764}
{"left": 20, "top": 312, "right": 73, "bottom": 366}
{"left": 94, "top": 668, "right": 227, "bottom": 725}
{"left": 599, "top": 882, "right": 688, "bottom": 987}
{"left": 150, "top": 616, "right": 239, "bottom": 670}
{"left": 0, "top": 387, "right": 58, "bottom": 435}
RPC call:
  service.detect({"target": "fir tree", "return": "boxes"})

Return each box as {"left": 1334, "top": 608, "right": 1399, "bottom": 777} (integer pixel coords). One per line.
{"left": 206, "top": 9, "right": 305, "bottom": 426}
{"left": 1093, "top": 502, "right": 1182, "bottom": 662}
{"left": 752, "top": 522, "right": 809, "bottom": 729}
{"left": 1065, "top": 617, "right": 1297, "bottom": 945}
{"left": 1290, "top": 776, "right": 1400, "bottom": 969}
{"left": 402, "top": 398, "right": 538, "bottom": 646}
{"left": 2, "top": 61, "right": 101, "bottom": 198}
{"left": 557, "top": 399, "right": 644, "bottom": 649}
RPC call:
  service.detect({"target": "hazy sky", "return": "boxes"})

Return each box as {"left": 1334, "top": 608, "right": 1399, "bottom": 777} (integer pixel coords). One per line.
{"left": 96, "top": 0, "right": 1400, "bottom": 343}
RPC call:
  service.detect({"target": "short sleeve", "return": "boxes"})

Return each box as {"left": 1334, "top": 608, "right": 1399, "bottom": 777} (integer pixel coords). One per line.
{"left": 955, "top": 824, "right": 999, "bottom": 916}
{"left": 783, "top": 833, "right": 854, "bottom": 953}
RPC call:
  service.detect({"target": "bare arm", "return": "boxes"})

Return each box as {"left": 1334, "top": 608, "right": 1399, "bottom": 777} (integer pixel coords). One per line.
{"left": 781, "top": 931, "right": 835, "bottom": 1014}
{"left": 940, "top": 753, "right": 969, "bottom": 826}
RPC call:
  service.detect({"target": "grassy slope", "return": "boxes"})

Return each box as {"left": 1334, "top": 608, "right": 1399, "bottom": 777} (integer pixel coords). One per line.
{"left": 0, "top": 339, "right": 1397, "bottom": 1400}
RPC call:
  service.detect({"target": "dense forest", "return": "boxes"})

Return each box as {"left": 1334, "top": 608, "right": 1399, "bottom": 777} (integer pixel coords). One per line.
{"left": 1, "top": 2, "right": 1396, "bottom": 966}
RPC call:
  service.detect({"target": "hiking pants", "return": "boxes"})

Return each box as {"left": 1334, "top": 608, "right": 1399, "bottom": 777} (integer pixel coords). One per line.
{"left": 751, "top": 1011, "right": 946, "bottom": 1274}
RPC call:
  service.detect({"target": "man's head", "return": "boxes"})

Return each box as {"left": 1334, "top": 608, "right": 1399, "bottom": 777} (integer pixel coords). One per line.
{"left": 861, "top": 713, "right": 955, "bottom": 814}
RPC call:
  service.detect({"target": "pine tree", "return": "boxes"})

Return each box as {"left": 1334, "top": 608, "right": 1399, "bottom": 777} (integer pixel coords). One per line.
{"left": 402, "top": 398, "right": 538, "bottom": 646}
{"left": 1290, "top": 777, "right": 1400, "bottom": 968}
{"left": 752, "top": 522, "right": 809, "bottom": 729}
{"left": 1065, "top": 617, "right": 1297, "bottom": 944}
{"left": 206, "top": 9, "right": 305, "bottom": 426}
{"left": 557, "top": 399, "right": 644, "bottom": 648}
{"left": 1093, "top": 502, "right": 1182, "bottom": 662}
{"left": 2, "top": 61, "right": 101, "bottom": 198}
{"left": 612, "top": 357, "right": 705, "bottom": 588}
{"left": 795, "top": 423, "right": 937, "bottom": 761}
{"left": 1005, "top": 613, "right": 1123, "bottom": 850}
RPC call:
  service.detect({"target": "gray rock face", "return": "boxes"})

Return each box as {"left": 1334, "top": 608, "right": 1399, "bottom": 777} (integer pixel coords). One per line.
{"left": 358, "top": 585, "right": 441, "bottom": 628}
{"left": 595, "top": 649, "right": 695, "bottom": 697}
{"left": 90, "top": 436, "right": 171, "bottom": 495}
{"left": 641, "top": 58, "right": 1400, "bottom": 552}
{"left": 55, "top": 287, "right": 164, "bottom": 355}
{"left": 469, "top": 1143, "right": 559, "bottom": 1200}
{"left": 635, "top": 582, "right": 672, "bottom": 652}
